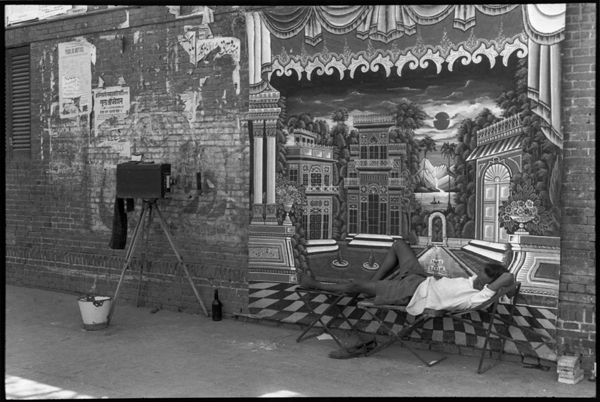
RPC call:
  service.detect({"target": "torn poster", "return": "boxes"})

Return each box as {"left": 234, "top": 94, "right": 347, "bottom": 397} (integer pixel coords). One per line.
{"left": 58, "top": 41, "right": 93, "bottom": 119}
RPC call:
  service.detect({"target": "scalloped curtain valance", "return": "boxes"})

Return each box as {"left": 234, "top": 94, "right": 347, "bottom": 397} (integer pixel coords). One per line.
{"left": 247, "top": 4, "right": 566, "bottom": 147}
{"left": 259, "top": 5, "right": 564, "bottom": 46}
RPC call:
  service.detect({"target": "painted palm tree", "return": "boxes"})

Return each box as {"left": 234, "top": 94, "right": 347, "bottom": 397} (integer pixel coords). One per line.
{"left": 441, "top": 142, "right": 457, "bottom": 210}
{"left": 418, "top": 135, "right": 437, "bottom": 160}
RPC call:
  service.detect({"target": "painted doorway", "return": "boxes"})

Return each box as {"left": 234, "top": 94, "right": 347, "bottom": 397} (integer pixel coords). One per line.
{"left": 482, "top": 164, "right": 511, "bottom": 243}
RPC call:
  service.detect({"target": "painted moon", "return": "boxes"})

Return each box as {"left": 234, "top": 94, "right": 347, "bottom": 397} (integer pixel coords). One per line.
{"left": 434, "top": 112, "right": 450, "bottom": 130}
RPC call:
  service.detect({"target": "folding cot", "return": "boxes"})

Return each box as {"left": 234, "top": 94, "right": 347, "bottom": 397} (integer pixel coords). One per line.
{"left": 294, "top": 286, "right": 367, "bottom": 348}
{"left": 294, "top": 262, "right": 408, "bottom": 347}
{"left": 357, "top": 281, "right": 556, "bottom": 374}
{"left": 294, "top": 261, "right": 406, "bottom": 347}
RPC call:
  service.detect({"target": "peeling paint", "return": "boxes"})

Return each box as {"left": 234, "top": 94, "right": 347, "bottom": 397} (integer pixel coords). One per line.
{"left": 96, "top": 140, "right": 131, "bottom": 158}
{"left": 178, "top": 31, "right": 197, "bottom": 64}
{"left": 180, "top": 90, "right": 198, "bottom": 124}
{"left": 179, "top": 76, "right": 209, "bottom": 126}
{"left": 174, "top": 38, "right": 179, "bottom": 72}
{"left": 49, "top": 52, "right": 55, "bottom": 92}
{"left": 177, "top": 32, "right": 241, "bottom": 95}
{"left": 45, "top": 117, "right": 53, "bottom": 160}
{"left": 184, "top": 24, "right": 213, "bottom": 40}
{"left": 166, "top": 6, "right": 180, "bottom": 17}
{"left": 50, "top": 103, "right": 59, "bottom": 118}
{"left": 167, "top": 6, "right": 213, "bottom": 24}
{"left": 40, "top": 116, "right": 44, "bottom": 160}
{"left": 196, "top": 38, "right": 241, "bottom": 95}
{"left": 118, "top": 9, "right": 129, "bottom": 29}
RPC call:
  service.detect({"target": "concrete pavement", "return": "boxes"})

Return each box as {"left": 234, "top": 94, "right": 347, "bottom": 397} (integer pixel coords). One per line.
{"left": 5, "top": 284, "right": 596, "bottom": 398}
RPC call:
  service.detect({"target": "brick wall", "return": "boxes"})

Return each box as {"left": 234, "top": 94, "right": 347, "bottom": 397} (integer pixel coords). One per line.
{"left": 558, "top": 2, "right": 596, "bottom": 374}
{"left": 5, "top": 6, "right": 254, "bottom": 316}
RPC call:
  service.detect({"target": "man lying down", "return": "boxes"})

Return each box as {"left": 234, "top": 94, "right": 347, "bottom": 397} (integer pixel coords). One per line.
{"left": 300, "top": 239, "right": 515, "bottom": 358}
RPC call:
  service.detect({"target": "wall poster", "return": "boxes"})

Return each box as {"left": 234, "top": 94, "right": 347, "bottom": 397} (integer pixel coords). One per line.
{"left": 58, "top": 41, "right": 93, "bottom": 119}
{"left": 245, "top": 5, "right": 566, "bottom": 362}
{"left": 93, "top": 86, "right": 130, "bottom": 133}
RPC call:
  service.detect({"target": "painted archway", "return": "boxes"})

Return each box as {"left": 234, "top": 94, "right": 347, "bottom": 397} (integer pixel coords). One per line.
{"left": 428, "top": 211, "right": 447, "bottom": 245}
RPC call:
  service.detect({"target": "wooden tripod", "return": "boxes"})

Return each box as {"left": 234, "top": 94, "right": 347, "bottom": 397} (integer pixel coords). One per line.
{"left": 107, "top": 199, "right": 209, "bottom": 325}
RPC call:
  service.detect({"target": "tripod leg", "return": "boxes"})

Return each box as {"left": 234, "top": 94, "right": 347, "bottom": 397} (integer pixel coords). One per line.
{"left": 153, "top": 203, "right": 209, "bottom": 317}
{"left": 136, "top": 202, "right": 153, "bottom": 307}
{"left": 107, "top": 203, "right": 147, "bottom": 325}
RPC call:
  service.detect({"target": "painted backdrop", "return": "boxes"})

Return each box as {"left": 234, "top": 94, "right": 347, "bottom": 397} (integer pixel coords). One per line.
{"left": 246, "top": 5, "right": 565, "bottom": 361}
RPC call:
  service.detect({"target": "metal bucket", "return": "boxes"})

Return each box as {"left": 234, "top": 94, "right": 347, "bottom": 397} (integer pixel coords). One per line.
{"left": 77, "top": 296, "right": 112, "bottom": 330}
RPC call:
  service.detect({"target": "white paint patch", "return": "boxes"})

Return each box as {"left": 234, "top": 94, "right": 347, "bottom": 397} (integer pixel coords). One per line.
{"left": 96, "top": 140, "right": 131, "bottom": 158}
{"left": 179, "top": 77, "right": 208, "bottom": 126}
{"left": 99, "top": 34, "right": 117, "bottom": 40}
{"left": 168, "top": 6, "right": 213, "bottom": 23}
{"left": 50, "top": 103, "right": 59, "bottom": 118}
{"left": 49, "top": 52, "right": 55, "bottom": 92}
{"left": 174, "top": 39, "right": 179, "bottom": 72}
{"left": 178, "top": 31, "right": 196, "bottom": 64}
{"left": 117, "top": 76, "right": 126, "bottom": 86}
{"left": 185, "top": 24, "right": 213, "bottom": 40}
{"left": 118, "top": 9, "right": 129, "bottom": 29}
{"left": 180, "top": 90, "right": 198, "bottom": 125}
{"left": 98, "top": 76, "right": 104, "bottom": 88}
{"left": 133, "top": 31, "right": 140, "bottom": 44}
{"left": 40, "top": 113, "right": 44, "bottom": 160}
{"left": 166, "top": 6, "right": 180, "bottom": 17}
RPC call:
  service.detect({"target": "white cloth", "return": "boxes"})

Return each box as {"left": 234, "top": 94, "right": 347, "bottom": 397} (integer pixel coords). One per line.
{"left": 406, "top": 276, "right": 496, "bottom": 316}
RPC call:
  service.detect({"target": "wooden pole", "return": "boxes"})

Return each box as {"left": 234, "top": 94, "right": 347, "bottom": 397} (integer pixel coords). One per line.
{"left": 153, "top": 203, "right": 209, "bottom": 317}
{"left": 107, "top": 203, "right": 147, "bottom": 325}
{"left": 136, "top": 202, "right": 154, "bottom": 307}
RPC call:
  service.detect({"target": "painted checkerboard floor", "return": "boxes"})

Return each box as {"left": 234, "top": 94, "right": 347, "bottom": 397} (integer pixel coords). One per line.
{"left": 249, "top": 281, "right": 557, "bottom": 362}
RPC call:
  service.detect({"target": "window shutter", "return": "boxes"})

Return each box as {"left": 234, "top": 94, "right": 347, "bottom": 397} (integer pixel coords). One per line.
{"left": 6, "top": 46, "right": 31, "bottom": 157}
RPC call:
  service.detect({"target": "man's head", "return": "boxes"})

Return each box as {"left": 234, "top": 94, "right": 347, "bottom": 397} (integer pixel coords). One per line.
{"left": 473, "top": 263, "right": 507, "bottom": 290}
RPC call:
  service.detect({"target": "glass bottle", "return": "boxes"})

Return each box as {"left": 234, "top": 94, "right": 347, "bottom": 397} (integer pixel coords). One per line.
{"left": 212, "top": 289, "right": 222, "bottom": 321}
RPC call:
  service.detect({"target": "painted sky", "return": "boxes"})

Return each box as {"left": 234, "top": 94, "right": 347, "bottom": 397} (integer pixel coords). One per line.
{"left": 278, "top": 66, "right": 511, "bottom": 165}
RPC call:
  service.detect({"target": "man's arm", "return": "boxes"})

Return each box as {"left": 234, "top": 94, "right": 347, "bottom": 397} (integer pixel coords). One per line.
{"left": 487, "top": 272, "right": 515, "bottom": 293}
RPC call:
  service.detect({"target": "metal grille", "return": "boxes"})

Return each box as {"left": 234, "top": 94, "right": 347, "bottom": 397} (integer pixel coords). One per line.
{"left": 6, "top": 46, "right": 31, "bottom": 156}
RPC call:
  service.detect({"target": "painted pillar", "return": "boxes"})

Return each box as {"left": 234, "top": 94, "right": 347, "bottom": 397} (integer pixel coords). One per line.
{"left": 265, "top": 122, "right": 277, "bottom": 224}
{"left": 252, "top": 127, "right": 264, "bottom": 224}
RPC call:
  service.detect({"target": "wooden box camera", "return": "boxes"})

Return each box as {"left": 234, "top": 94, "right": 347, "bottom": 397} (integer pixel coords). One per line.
{"left": 116, "top": 163, "right": 171, "bottom": 199}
